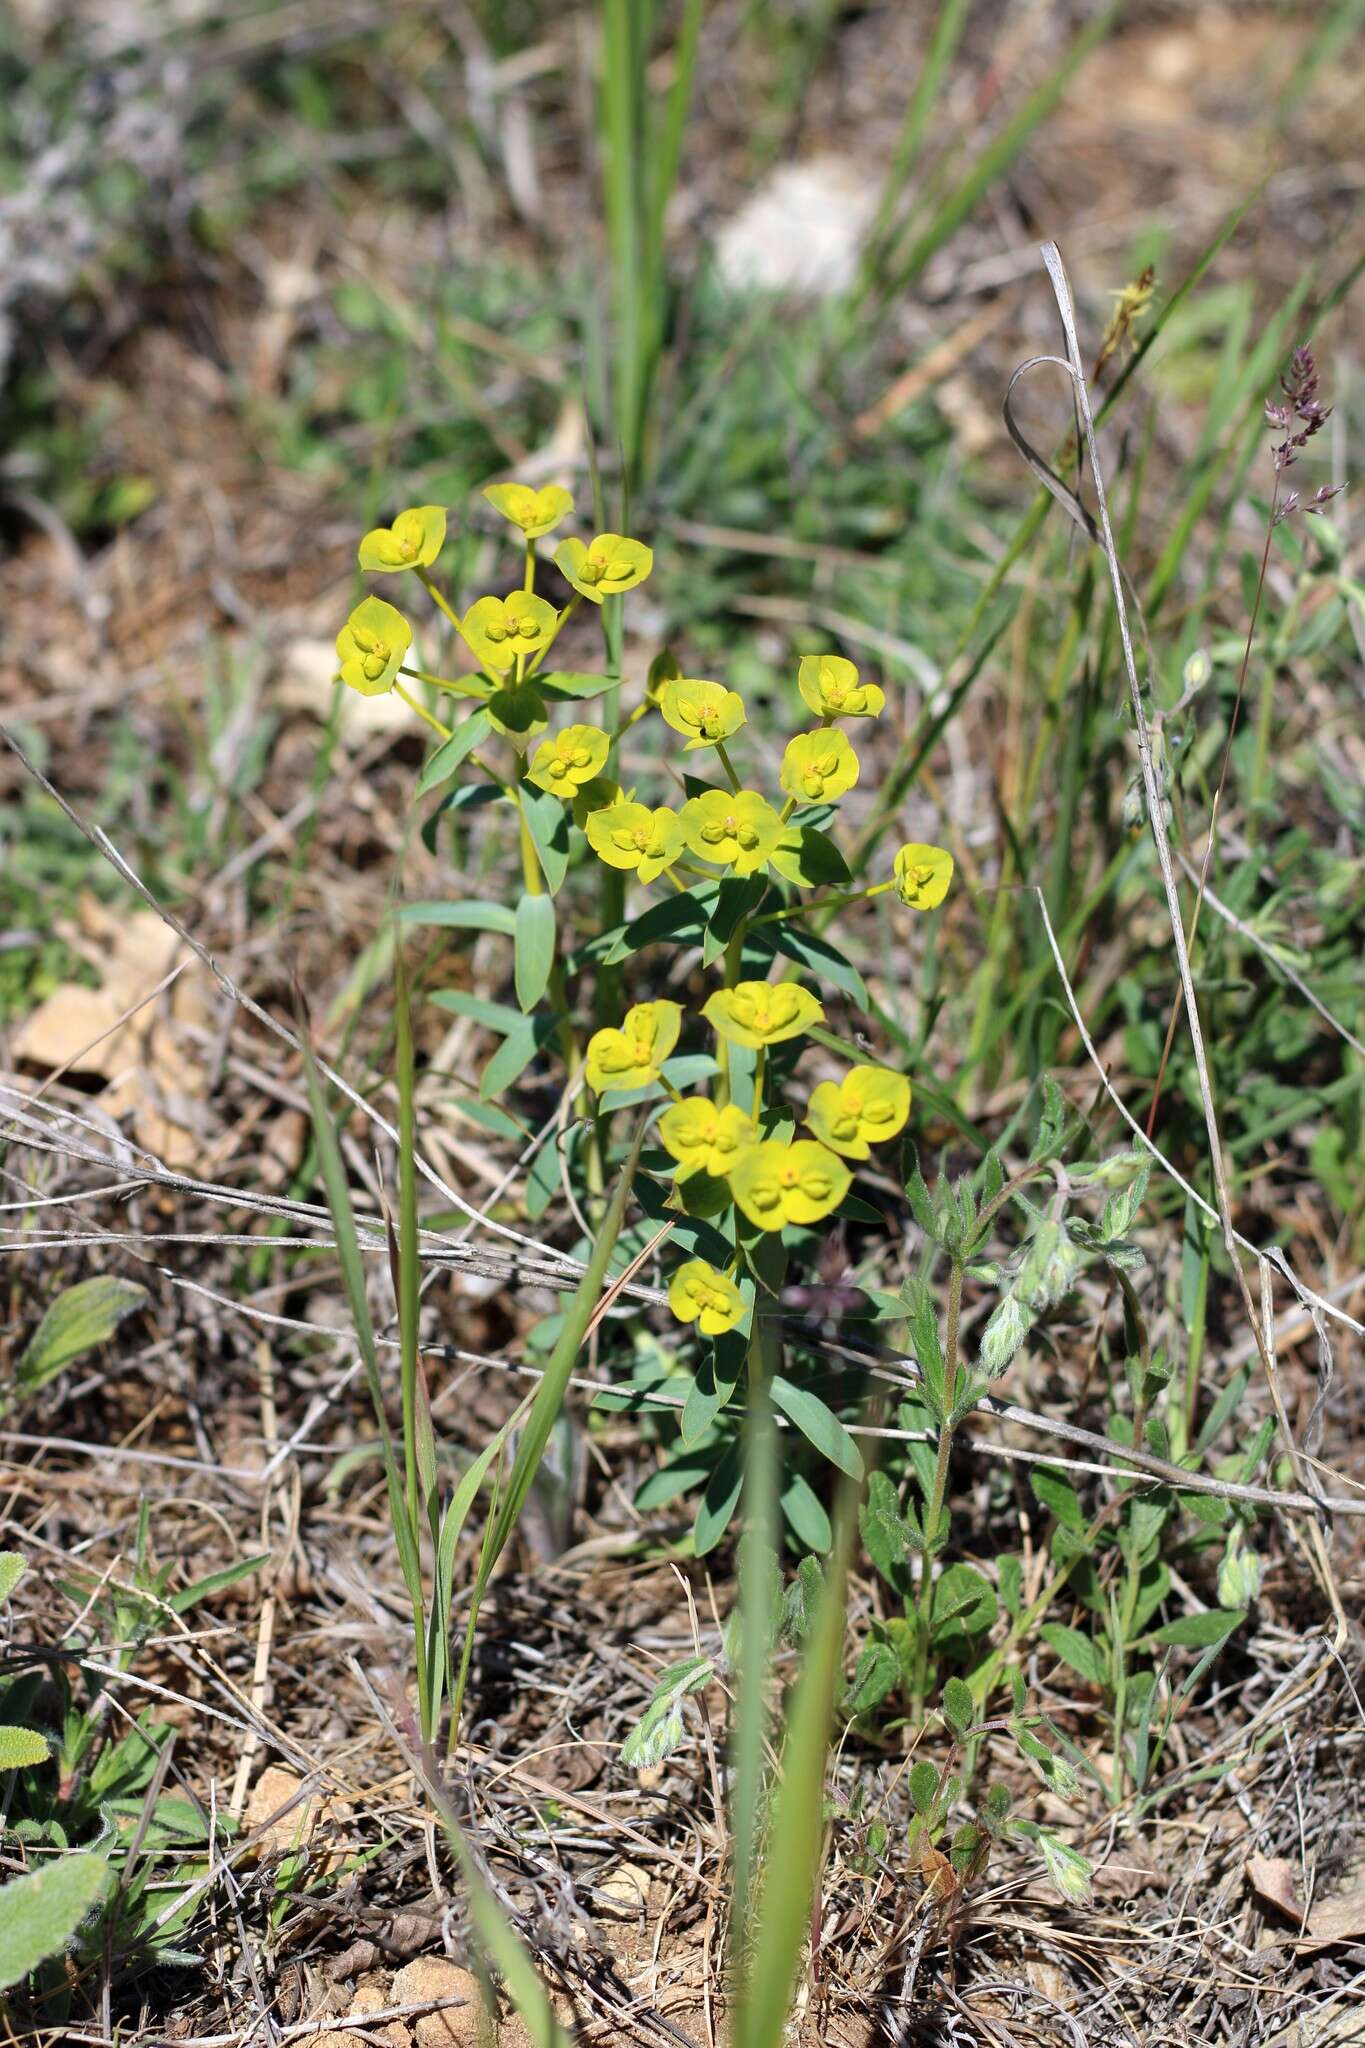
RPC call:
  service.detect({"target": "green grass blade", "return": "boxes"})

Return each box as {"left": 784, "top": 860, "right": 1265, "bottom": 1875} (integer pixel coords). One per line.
{"left": 876, "top": 4, "right": 1117, "bottom": 305}
{"left": 449, "top": 1127, "right": 645, "bottom": 1732}
{"left": 733, "top": 1501, "right": 854, "bottom": 2048}
{"left": 301, "top": 1029, "right": 429, "bottom": 1723}
{"left": 857, "top": 0, "right": 971, "bottom": 296}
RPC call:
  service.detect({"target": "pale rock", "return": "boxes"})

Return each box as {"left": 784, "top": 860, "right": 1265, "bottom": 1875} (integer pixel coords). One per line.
{"left": 714, "top": 157, "right": 878, "bottom": 298}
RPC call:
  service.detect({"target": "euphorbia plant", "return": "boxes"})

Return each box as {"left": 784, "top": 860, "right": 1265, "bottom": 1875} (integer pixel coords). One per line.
{"left": 335, "top": 478, "right": 953, "bottom": 1544}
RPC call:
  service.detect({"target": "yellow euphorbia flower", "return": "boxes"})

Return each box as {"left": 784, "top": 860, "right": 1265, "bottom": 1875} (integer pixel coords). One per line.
{"left": 680, "top": 789, "right": 784, "bottom": 876}
{"left": 586, "top": 799, "right": 685, "bottom": 883}
{"left": 730, "top": 1139, "right": 851, "bottom": 1232}
{"left": 358, "top": 505, "right": 446, "bottom": 573}
{"left": 554, "top": 532, "right": 653, "bottom": 602}
{"left": 585, "top": 1000, "right": 682, "bottom": 1095}
{"left": 702, "top": 981, "right": 824, "bottom": 1050}
{"left": 668, "top": 1259, "right": 746, "bottom": 1337}
{"left": 780, "top": 729, "right": 860, "bottom": 804}
{"left": 526, "top": 724, "right": 610, "bottom": 797}
{"left": 805, "top": 1064, "right": 910, "bottom": 1160}
{"left": 336, "top": 596, "right": 411, "bottom": 696}
{"left": 460, "top": 591, "right": 558, "bottom": 673}
{"left": 893, "top": 842, "right": 954, "bottom": 910}
{"left": 797, "top": 654, "right": 885, "bottom": 719}
{"left": 659, "top": 676, "right": 746, "bottom": 751}
{"left": 482, "top": 482, "right": 574, "bottom": 539}
{"left": 658, "top": 1098, "right": 755, "bottom": 1179}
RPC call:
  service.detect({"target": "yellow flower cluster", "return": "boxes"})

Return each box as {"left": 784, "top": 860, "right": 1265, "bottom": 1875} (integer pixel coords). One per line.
{"left": 580, "top": 985, "right": 913, "bottom": 1337}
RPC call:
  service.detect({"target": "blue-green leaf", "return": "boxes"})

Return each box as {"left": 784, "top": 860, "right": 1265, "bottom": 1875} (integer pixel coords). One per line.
{"left": 415, "top": 708, "right": 492, "bottom": 796}
{"left": 521, "top": 785, "right": 570, "bottom": 894}
{"left": 770, "top": 1377, "right": 864, "bottom": 1480}
{"left": 400, "top": 900, "right": 516, "bottom": 935}
{"left": 514, "top": 893, "right": 556, "bottom": 1012}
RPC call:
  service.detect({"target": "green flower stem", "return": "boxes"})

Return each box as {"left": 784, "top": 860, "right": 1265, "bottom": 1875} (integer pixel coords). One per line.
{"left": 523, "top": 540, "right": 536, "bottom": 594}
{"left": 398, "top": 665, "right": 491, "bottom": 701}
{"left": 751, "top": 880, "right": 893, "bottom": 929}
{"left": 715, "top": 740, "right": 742, "bottom": 793}
{"left": 750, "top": 1046, "right": 766, "bottom": 1131}
{"left": 417, "top": 568, "right": 463, "bottom": 635}
{"left": 912, "top": 1253, "right": 964, "bottom": 1718}
{"left": 525, "top": 595, "right": 582, "bottom": 678}
{"left": 394, "top": 682, "right": 453, "bottom": 742}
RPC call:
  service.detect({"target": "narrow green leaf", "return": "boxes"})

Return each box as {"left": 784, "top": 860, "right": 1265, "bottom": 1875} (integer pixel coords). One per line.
{"left": 520, "top": 783, "right": 570, "bottom": 894}
{"left": 168, "top": 1553, "right": 269, "bottom": 1616}
{"left": 415, "top": 708, "right": 492, "bottom": 797}
{"left": 399, "top": 901, "right": 516, "bottom": 935}
{"left": 770, "top": 1377, "right": 864, "bottom": 1480}
{"left": 514, "top": 893, "right": 557, "bottom": 1013}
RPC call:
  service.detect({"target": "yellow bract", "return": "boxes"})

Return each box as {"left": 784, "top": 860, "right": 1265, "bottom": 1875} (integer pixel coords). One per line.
{"left": 702, "top": 981, "right": 824, "bottom": 1050}
{"left": 459, "top": 591, "right": 558, "bottom": 673}
{"left": 797, "top": 654, "right": 885, "bottom": 719}
{"left": 585, "top": 1000, "right": 682, "bottom": 1095}
{"left": 358, "top": 505, "right": 446, "bottom": 573}
{"left": 893, "top": 842, "right": 954, "bottom": 910}
{"left": 554, "top": 533, "right": 653, "bottom": 603}
{"left": 586, "top": 800, "right": 685, "bottom": 883}
{"left": 668, "top": 1259, "right": 746, "bottom": 1337}
{"left": 526, "top": 724, "right": 610, "bottom": 797}
{"left": 336, "top": 596, "right": 412, "bottom": 697}
{"left": 780, "top": 729, "right": 860, "bottom": 804}
{"left": 730, "top": 1140, "right": 851, "bottom": 1232}
{"left": 658, "top": 1098, "right": 755, "bottom": 1179}
{"left": 805, "top": 1064, "right": 910, "bottom": 1160}
{"left": 482, "top": 482, "right": 574, "bottom": 539}
{"left": 680, "top": 789, "right": 784, "bottom": 877}
{"left": 659, "top": 676, "right": 747, "bottom": 751}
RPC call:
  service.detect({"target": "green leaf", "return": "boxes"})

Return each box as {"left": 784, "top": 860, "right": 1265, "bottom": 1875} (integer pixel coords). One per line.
{"left": 485, "top": 682, "right": 548, "bottom": 747}
{"left": 399, "top": 900, "right": 516, "bottom": 935}
{"left": 780, "top": 1472, "right": 832, "bottom": 1555}
{"left": 770, "top": 1377, "right": 864, "bottom": 1480}
{"left": 930, "top": 1563, "right": 998, "bottom": 1642}
{"left": 681, "top": 1335, "right": 745, "bottom": 1449}
{"left": 0, "top": 1853, "right": 111, "bottom": 1989}
{"left": 514, "top": 893, "right": 556, "bottom": 1012}
{"left": 415, "top": 708, "right": 492, "bottom": 796}
{"left": 168, "top": 1552, "right": 270, "bottom": 1616}
{"left": 940, "top": 1676, "right": 974, "bottom": 1739}
{"left": 860, "top": 1471, "right": 917, "bottom": 1587}
{"left": 1040, "top": 1624, "right": 1108, "bottom": 1688}
{"left": 1152, "top": 1608, "right": 1245, "bottom": 1649}
{"left": 536, "top": 671, "right": 616, "bottom": 699}
{"left": 0, "top": 1726, "right": 49, "bottom": 1771}
{"left": 768, "top": 921, "right": 868, "bottom": 1009}
{"left": 19, "top": 1277, "right": 148, "bottom": 1394}
{"left": 769, "top": 826, "right": 850, "bottom": 888}
{"left": 908, "top": 1759, "right": 940, "bottom": 1816}
{"left": 520, "top": 783, "right": 570, "bottom": 893}
{"left": 693, "top": 1442, "right": 744, "bottom": 1555}
{"left": 0, "top": 1556, "right": 25, "bottom": 1604}
{"left": 845, "top": 1640, "right": 898, "bottom": 1716}
{"left": 620, "top": 1657, "right": 712, "bottom": 1770}
{"left": 480, "top": 1014, "right": 559, "bottom": 1099}
{"left": 1030, "top": 1468, "right": 1084, "bottom": 1532}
